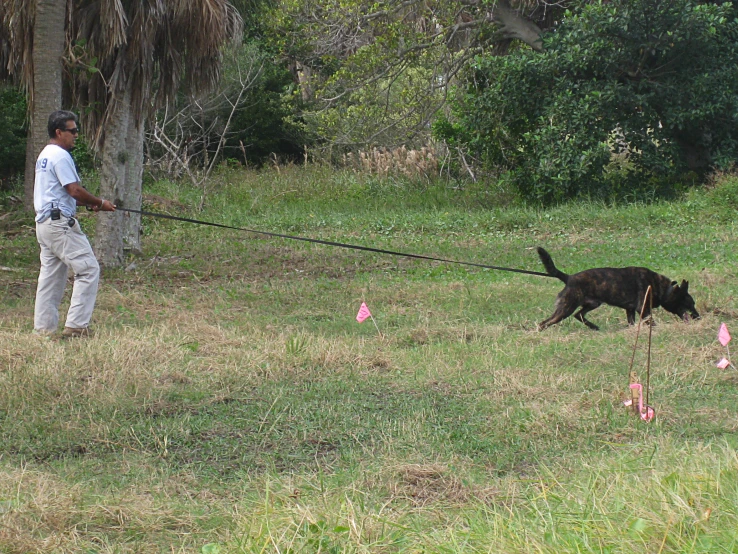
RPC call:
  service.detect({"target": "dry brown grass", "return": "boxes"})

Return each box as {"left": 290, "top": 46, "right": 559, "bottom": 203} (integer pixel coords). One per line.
{"left": 388, "top": 463, "right": 498, "bottom": 507}
{"left": 0, "top": 464, "right": 229, "bottom": 553}
{"left": 342, "top": 146, "right": 439, "bottom": 179}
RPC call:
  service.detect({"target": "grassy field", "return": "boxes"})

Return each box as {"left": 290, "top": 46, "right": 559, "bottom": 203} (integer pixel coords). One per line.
{"left": 1, "top": 166, "right": 738, "bottom": 553}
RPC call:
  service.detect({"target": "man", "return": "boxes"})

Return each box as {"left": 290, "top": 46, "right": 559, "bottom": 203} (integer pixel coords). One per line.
{"left": 33, "top": 110, "right": 115, "bottom": 338}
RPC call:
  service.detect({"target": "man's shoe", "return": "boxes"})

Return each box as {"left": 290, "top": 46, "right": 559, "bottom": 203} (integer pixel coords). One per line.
{"left": 62, "top": 326, "right": 94, "bottom": 338}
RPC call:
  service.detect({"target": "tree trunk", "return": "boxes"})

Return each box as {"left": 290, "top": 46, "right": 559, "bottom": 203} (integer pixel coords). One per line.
{"left": 295, "top": 61, "right": 313, "bottom": 102}
{"left": 95, "top": 86, "right": 131, "bottom": 267}
{"left": 24, "top": 0, "right": 67, "bottom": 210}
{"left": 122, "top": 118, "right": 144, "bottom": 255}
{"left": 491, "top": 0, "right": 543, "bottom": 52}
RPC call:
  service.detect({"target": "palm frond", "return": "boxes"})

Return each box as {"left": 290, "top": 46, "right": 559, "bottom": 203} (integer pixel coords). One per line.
{"left": 0, "top": 0, "right": 36, "bottom": 93}
{"left": 67, "top": 0, "right": 242, "bottom": 149}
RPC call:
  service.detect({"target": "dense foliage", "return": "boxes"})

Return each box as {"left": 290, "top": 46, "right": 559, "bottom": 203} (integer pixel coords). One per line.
{"left": 146, "top": 43, "right": 307, "bottom": 172}
{"left": 223, "top": 43, "right": 307, "bottom": 163}
{"left": 202, "top": 0, "right": 310, "bottom": 164}
{"left": 439, "top": 0, "right": 738, "bottom": 204}
{"left": 0, "top": 85, "right": 26, "bottom": 183}
{"left": 4, "top": 0, "right": 738, "bottom": 203}
{"left": 264, "top": 0, "right": 560, "bottom": 154}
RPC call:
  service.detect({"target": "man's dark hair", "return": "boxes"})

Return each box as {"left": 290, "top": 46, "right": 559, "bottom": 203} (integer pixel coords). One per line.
{"left": 47, "top": 110, "right": 78, "bottom": 138}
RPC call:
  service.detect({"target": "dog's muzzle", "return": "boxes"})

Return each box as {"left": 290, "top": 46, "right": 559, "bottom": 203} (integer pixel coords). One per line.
{"left": 683, "top": 311, "right": 700, "bottom": 322}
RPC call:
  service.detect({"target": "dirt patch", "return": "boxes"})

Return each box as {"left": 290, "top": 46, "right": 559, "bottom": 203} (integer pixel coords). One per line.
{"left": 157, "top": 372, "right": 192, "bottom": 385}
{"left": 390, "top": 464, "right": 496, "bottom": 507}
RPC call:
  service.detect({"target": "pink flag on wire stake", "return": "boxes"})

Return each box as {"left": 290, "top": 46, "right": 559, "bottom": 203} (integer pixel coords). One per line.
{"left": 719, "top": 323, "right": 731, "bottom": 347}
{"left": 628, "top": 382, "right": 655, "bottom": 422}
{"left": 717, "top": 358, "right": 731, "bottom": 369}
{"left": 356, "top": 302, "right": 372, "bottom": 323}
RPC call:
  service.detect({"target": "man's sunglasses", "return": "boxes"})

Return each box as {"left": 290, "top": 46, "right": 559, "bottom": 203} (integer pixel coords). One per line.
{"left": 61, "top": 127, "right": 79, "bottom": 135}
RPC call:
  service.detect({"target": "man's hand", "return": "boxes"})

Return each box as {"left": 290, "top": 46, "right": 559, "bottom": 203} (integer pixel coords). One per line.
{"left": 92, "top": 199, "right": 116, "bottom": 212}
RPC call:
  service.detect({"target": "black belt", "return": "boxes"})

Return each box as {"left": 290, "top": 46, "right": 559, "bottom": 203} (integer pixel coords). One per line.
{"left": 45, "top": 214, "right": 76, "bottom": 227}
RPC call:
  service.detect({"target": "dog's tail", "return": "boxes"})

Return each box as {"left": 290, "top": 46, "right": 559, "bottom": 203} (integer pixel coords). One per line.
{"left": 537, "top": 247, "right": 569, "bottom": 283}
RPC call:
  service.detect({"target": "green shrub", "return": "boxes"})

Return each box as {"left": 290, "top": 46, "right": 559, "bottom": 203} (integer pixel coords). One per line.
{"left": 0, "top": 85, "right": 27, "bottom": 182}
{"left": 443, "top": 0, "right": 738, "bottom": 205}
{"left": 71, "top": 134, "right": 98, "bottom": 176}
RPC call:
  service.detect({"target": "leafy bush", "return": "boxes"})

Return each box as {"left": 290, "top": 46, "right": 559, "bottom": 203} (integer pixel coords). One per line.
{"left": 443, "top": 0, "right": 738, "bottom": 205}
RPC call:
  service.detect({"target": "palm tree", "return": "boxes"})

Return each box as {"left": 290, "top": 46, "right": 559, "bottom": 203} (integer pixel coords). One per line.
{"left": 1, "top": 0, "right": 67, "bottom": 208}
{"left": 72, "top": 0, "right": 243, "bottom": 266}
{"left": 1, "top": 0, "right": 242, "bottom": 265}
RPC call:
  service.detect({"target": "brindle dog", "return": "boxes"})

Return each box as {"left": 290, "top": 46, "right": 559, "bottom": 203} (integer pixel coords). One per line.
{"left": 537, "top": 247, "right": 699, "bottom": 331}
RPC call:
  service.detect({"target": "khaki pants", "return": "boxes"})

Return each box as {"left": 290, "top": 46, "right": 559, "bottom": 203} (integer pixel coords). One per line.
{"left": 34, "top": 217, "right": 100, "bottom": 332}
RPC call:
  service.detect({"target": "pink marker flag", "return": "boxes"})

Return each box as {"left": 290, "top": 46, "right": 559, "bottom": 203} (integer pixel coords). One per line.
{"left": 719, "top": 323, "right": 731, "bottom": 347}
{"left": 356, "top": 302, "right": 372, "bottom": 323}
{"left": 717, "top": 358, "right": 731, "bottom": 369}
{"left": 628, "top": 383, "right": 655, "bottom": 422}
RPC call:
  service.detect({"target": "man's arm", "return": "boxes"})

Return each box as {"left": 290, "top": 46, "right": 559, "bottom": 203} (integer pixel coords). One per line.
{"left": 65, "top": 182, "right": 116, "bottom": 212}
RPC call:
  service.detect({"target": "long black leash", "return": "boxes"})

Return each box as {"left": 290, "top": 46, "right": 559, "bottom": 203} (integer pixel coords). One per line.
{"left": 116, "top": 206, "right": 553, "bottom": 278}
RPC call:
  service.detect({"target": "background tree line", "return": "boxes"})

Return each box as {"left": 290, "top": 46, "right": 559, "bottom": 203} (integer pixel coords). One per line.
{"left": 2, "top": 0, "right": 737, "bottom": 255}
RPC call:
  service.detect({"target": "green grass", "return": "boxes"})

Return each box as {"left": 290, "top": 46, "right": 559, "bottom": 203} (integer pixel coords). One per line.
{"left": 1, "top": 166, "right": 737, "bottom": 552}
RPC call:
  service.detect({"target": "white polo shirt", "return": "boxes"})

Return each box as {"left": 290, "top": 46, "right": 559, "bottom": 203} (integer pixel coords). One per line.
{"left": 33, "top": 144, "right": 81, "bottom": 223}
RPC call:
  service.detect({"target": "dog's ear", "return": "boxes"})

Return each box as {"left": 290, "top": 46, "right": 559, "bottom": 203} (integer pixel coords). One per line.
{"left": 671, "top": 279, "right": 689, "bottom": 299}
{"left": 666, "top": 281, "right": 680, "bottom": 300}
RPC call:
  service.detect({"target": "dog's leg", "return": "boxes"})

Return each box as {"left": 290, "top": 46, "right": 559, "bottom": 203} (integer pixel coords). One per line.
{"left": 641, "top": 313, "right": 655, "bottom": 327}
{"left": 626, "top": 309, "right": 636, "bottom": 325}
{"left": 574, "top": 300, "right": 601, "bottom": 330}
{"left": 538, "top": 294, "right": 579, "bottom": 331}
{"left": 627, "top": 308, "right": 654, "bottom": 326}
